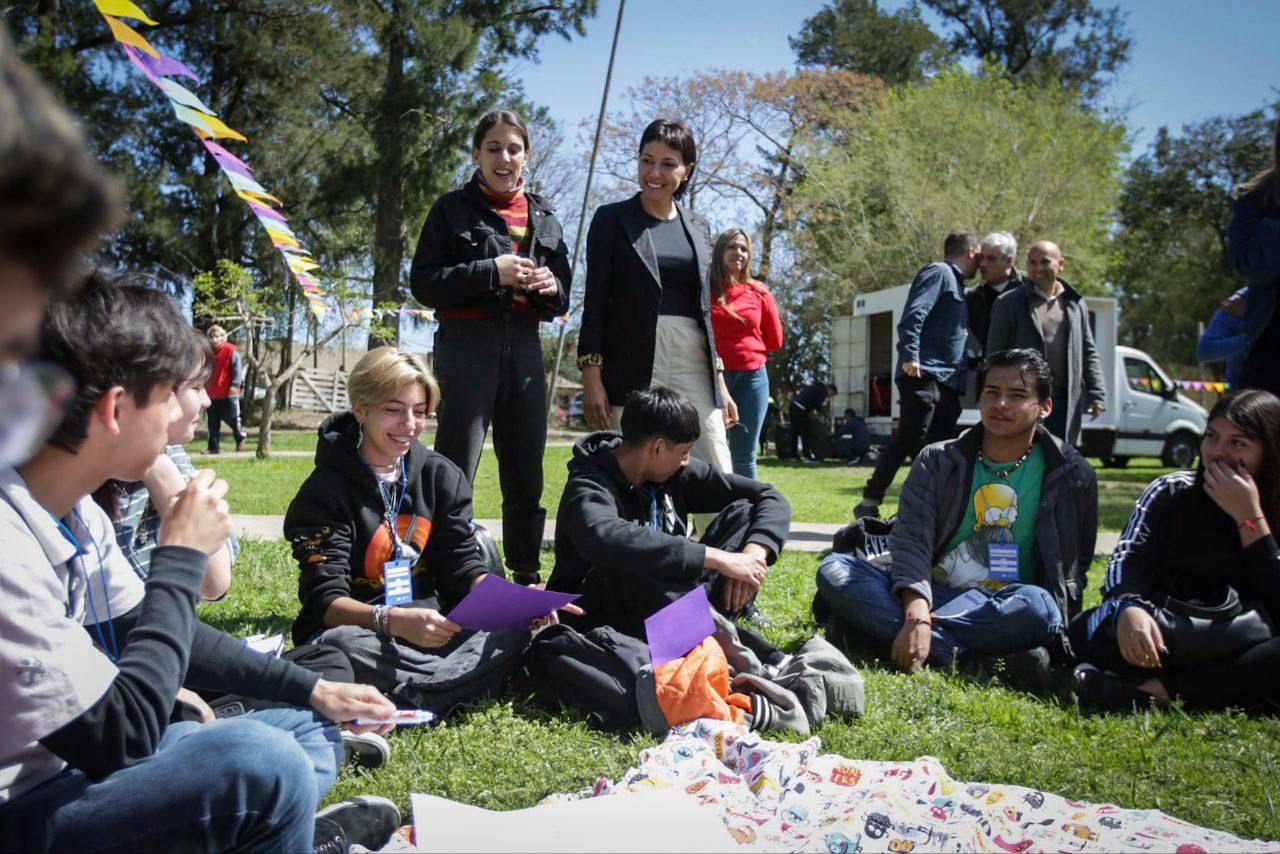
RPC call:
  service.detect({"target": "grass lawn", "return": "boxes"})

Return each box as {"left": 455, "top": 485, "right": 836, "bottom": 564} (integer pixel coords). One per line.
{"left": 203, "top": 442, "right": 1173, "bottom": 530}
{"left": 203, "top": 541, "right": 1280, "bottom": 841}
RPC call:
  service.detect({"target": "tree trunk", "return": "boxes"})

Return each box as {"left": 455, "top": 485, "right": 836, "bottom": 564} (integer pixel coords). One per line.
{"left": 255, "top": 380, "right": 276, "bottom": 460}
{"left": 370, "top": 1, "right": 408, "bottom": 345}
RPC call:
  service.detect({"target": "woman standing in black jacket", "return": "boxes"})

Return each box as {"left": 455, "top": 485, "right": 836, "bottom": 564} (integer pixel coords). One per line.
{"left": 410, "top": 110, "right": 571, "bottom": 585}
{"left": 577, "top": 119, "right": 737, "bottom": 475}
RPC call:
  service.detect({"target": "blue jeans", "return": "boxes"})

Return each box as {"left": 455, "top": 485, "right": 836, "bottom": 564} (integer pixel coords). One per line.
{"left": 723, "top": 366, "right": 770, "bottom": 479}
{"left": 0, "top": 707, "right": 340, "bottom": 853}
{"left": 816, "top": 553, "right": 1063, "bottom": 665}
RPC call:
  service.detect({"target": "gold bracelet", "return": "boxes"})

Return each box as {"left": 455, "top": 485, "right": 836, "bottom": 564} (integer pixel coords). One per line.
{"left": 577, "top": 353, "right": 603, "bottom": 369}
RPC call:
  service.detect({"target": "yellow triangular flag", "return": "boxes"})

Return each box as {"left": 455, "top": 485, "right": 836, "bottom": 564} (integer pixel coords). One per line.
{"left": 94, "top": 0, "right": 158, "bottom": 25}
{"left": 102, "top": 14, "right": 159, "bottom": 57}
{"left": 286, "top": 255, "right": 321, "bottom": 273}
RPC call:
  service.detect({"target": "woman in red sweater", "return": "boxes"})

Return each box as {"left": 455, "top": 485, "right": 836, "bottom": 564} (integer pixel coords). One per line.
{"left": 709, "top": 229, "right": 783, "bottom": 479}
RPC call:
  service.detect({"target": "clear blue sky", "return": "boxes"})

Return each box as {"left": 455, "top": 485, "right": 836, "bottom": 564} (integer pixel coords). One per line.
{"left": 506, "top": 0, "right": 1280, "bottom": 158}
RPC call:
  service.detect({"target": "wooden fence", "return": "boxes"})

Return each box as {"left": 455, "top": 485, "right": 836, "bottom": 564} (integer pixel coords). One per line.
{"left": 288, "top": 367, "right": 349, "bottom": 412}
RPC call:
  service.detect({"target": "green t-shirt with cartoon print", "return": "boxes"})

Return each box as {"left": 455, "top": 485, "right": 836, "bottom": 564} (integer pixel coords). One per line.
{"left": 933, "top": 445, "right": 1044, "bottom": 589}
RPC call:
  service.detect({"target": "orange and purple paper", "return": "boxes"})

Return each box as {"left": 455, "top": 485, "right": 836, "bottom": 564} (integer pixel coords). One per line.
{"left": 644, "top": 585, "right": 716, "bottom": 666}
{"left": 446, "top": 576, "right": 580, "bottom": 632}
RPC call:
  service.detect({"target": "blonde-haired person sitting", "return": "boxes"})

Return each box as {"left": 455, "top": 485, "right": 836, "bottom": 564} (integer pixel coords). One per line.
{"left": 285, "top": 346, "right": 560, "bottom": 713}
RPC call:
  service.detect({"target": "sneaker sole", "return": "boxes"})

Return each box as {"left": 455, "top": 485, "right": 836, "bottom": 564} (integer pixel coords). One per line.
{"left": 316, "top": 795, "right": 401, "bottom": 822}
{"left": 343, "top": 732, "right": 391, "bottom": 770}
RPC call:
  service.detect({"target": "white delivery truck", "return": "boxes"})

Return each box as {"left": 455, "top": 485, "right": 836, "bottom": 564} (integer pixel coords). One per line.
{"left": 829, "top": 284, "right": 1208, "bottom": 468}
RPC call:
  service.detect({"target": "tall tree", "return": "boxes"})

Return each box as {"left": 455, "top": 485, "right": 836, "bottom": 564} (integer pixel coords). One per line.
{"left": 1110, "top": 105, "right": 1279, "bottom": 369}
{"left": 326, "top": 0, "right": 595, "bottom": 343}
{"left": 789, "top": 66, "right": 1126, "bottom": 300}
{"left": 922, "top": 0, "right": 1132, "bottom": 100}
{"left": 791, "top": 0, "right": 948, "bottom": 86}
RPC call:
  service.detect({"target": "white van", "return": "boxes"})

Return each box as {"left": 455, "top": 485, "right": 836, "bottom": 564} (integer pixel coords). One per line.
{"left": 829, "top": 284, "right": 1208, "bottom": 468}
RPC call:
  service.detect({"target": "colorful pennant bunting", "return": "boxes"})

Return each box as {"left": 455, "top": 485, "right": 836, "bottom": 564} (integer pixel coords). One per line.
{"left": 95, "top": 0, "right": 333, "bottom": 316}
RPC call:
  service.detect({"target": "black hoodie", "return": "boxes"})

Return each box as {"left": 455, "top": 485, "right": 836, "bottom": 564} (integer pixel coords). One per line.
{"left": 548, "top": 431, "right": 791, "bottom": 638}
{"left": 285, "top": 412, "right": 486, "bottom": 645}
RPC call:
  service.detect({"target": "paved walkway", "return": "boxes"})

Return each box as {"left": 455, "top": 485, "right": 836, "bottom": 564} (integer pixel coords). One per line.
{"left": 234, "top": 513, "right": 1120, "bottom": 557}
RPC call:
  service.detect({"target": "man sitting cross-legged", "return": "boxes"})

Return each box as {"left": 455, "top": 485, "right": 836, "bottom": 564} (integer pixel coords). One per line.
{"left": 0, "top": 274, "right": 402, "bottom": 853}
{"left": 816, "top": 349, "right": 1098, "bottom": 690}
{"left": 548, "top": 386, "right": 791, "bottom": 639}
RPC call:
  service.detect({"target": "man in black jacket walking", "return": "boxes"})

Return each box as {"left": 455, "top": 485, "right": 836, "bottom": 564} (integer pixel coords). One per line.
{"left": 549, "top": 387, "right": 791, "bottom": 639}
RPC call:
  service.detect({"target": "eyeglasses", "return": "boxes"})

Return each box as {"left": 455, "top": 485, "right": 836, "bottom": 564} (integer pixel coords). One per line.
{"left": 0, "top": 361, "right": 74, "bottom": 467}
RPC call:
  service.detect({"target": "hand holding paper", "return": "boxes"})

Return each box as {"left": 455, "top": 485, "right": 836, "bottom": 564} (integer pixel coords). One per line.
{"left": 447, "top": 575, "right": 580, "bottom": 632}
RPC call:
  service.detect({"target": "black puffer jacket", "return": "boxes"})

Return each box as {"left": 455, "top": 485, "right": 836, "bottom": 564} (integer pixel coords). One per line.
{"left": 408, "top": 172, "right": 571, "bottom": 321}
{"left": 548, "top": 431, "right": 790, "bottom": 638}
{"left": 284, "top": 412, "right": 487, "bottom": 645}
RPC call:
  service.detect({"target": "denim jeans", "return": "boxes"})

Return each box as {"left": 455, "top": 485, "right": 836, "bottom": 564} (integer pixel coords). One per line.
{"left": 816, "top": 553, "right": 1063, "bottom": 664}
{"left": 723, "top": 366, "right": 770, "bottom": 479}
{"left": 0, "top": 707, "right": 340, "bottom": 853}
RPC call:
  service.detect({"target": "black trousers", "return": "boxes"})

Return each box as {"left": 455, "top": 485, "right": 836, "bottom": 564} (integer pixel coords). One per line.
{"left": 863, "top": 374, "right": 961, "bottom": 502}
{"left": 206, "top": 397, "right": 244, "bottom": 453}
{"left": 788, "top": 402, "right": 816, "bottom": 459}
{"left": 433, "top": 316, "right": 547, "bottom": 582}
{"left": 1068, "top": 609, "right": 1280, "bottom": 711}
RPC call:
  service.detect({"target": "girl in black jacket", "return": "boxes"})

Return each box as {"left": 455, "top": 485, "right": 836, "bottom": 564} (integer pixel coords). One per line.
{"left": 285, "top": 347, "right": 532, "bottom": 711}
{"left": 1071, "top": 389, "right": 1280, "bottom": 711}
{"left": 409, "top": 110, "right": 571, "bottom": 585}
{"left": 577, "top": 119, "right": 737, "bottom": 476}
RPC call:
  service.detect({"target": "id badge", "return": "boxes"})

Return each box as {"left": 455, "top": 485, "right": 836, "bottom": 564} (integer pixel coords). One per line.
{"left": 383, "top": 559, "right": 414, "bottom": 606}
{"left": 987, "top": 543, "right": 1020, "bottom": 584}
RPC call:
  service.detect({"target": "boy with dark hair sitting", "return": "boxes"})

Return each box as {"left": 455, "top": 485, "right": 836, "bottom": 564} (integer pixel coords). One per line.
{"left": 0, "top": 274, "right": 401, "bottom": 848}
{"left": 548, "top": 386, "right": 791, "bottom": 639}
{"left": 816, "top": 349, "right": 1098, "bottom": 689}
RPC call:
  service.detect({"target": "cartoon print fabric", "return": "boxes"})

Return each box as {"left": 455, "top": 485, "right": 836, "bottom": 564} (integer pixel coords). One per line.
{"left": 553, "top": 718, "right": 1272, "bottom": 853}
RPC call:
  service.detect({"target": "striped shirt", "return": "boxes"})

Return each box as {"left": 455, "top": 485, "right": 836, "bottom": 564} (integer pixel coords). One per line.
{"left": 478, "top": 181, "right": 532, "bottom": 308}
{"left": 114, "top": 444, "right": 238, "bottom": 597}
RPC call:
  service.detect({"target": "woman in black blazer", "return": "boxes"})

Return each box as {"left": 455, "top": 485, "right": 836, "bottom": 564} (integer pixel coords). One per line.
{"left": 577, "top": 119, "right": 737, "bottom": 472}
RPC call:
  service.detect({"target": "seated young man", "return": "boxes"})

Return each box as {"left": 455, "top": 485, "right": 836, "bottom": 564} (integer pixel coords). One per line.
{"left": 816, "top": 349, "right": 1098, "bottom": 688}
{"left": 548, "top": 386, "right": 791, "bottom": 639}
{"left": 0, "top": 269, "right": 401, "bottom": 851}
{"left": 91, "top": 318, "right": 388, "bottom": 768}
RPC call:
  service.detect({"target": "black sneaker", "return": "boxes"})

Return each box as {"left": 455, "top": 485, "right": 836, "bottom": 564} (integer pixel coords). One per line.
{"left": 1072, "top": 663, "right": 1153, "bottom": 711}
{"left": 999, "top": 647, "right": 1053, "bottom": 693}
{"left": 314, "top": 796, "right": 401, "bottom": 854}
{"left": 852, "top": 501, "right": 881, "bottom": 520}
{"left": 342, "top": 730, "right": 391, "bottom": 770}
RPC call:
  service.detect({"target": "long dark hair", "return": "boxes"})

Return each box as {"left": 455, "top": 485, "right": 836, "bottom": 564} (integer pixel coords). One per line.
{"left": 471, "top": 110, "right": 531, "bottom": 156}
{"left": 1203, "top": 389, "right": 1280, "bottom": 526}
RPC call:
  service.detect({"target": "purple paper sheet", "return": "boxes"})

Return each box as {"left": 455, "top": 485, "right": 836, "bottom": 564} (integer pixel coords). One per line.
{"left": 446, "top": 576, "right": 579, "bottom": 632}
{"left": 644, "top": 586, "right": 716, "bottom": 666}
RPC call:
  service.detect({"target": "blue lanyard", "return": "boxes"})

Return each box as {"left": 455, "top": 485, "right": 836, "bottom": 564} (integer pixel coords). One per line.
{"left": 376, "top": 459, "right": 409, "bottom": 560}
{"left": 53, "top": 509, "right": 119, "bottom": 662}
{"left": 646, "top": 487, "right": 660, "bottom": 531}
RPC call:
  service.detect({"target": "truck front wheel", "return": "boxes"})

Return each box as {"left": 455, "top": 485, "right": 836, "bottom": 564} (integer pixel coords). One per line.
{"left": 1100, "top": 456, "right": 1129, "bottom": 468}
{"left": 1161, "top": 431, "right": 1199, "bottom": 469}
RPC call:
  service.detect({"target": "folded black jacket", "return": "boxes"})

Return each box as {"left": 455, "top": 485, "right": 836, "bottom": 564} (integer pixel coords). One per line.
{"left": 408, "top": 172, "right": 571, "bottom": 321}
{"left": 548, "top": 431, "right": 790, "bottom": 638}
{"left": 285, "top": 412, "right": 487, "bottom": 645}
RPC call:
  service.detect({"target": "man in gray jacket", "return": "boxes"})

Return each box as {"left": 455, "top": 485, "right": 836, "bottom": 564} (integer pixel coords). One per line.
{"left": 987, "top": 241, "right": 1105, "bottom": 445}
{"left": 817, "top": 349, "right": 1098, "bottom": 689}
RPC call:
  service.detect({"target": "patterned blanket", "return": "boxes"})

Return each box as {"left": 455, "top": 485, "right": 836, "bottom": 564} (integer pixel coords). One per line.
{"left": 554, "top": 718, "right": 1274, "bottom": 853}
